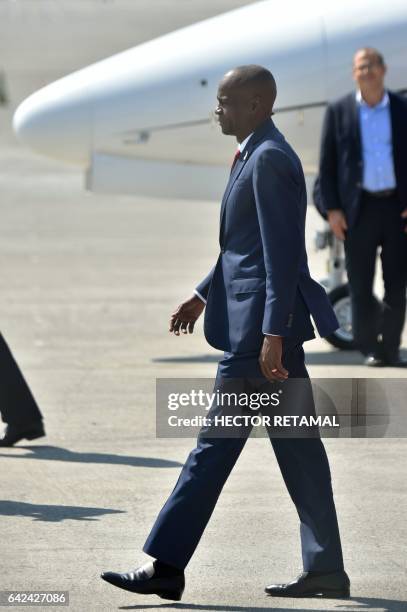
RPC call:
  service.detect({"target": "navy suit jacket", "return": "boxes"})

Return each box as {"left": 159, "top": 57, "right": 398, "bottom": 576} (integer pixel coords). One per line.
{"left": 196, "top": 118, "right": 339, "bottom": 354}
{"left": 317, "top": 90, "right": 407, "bottom": 228}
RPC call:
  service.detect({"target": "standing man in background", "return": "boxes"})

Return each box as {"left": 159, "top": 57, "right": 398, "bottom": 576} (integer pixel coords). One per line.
{"left": 318, "top": 47, "right": 407, "bottom": 366}
{"left": 0, "top": 333, "right": 45, "bottom": 446}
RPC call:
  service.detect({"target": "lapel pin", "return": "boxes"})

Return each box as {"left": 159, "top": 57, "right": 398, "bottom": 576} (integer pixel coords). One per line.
{"left": 243, "top": 151, "right": 248, "bottom": 161}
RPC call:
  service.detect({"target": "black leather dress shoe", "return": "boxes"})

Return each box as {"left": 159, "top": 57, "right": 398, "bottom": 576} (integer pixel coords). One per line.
{"left": 383, "top": 356, "right": 407, "bottom": 368}
{"left": 101, "top": 565, "right": 185, "bottom": 601}
{"left": 0, "top": 422, "right": 45, "bottom": 447}
{"left": 364, "top": 354, "right": 385, "bottom": 367}
{"left": 265, "top": 570, "right": 350, "bottom": 598}
{"left": 364, "top": 353, "right": 407, "bottom": 368}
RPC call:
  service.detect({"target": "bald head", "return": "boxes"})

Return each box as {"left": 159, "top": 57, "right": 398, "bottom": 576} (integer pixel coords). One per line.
{"left": 215, "top": 65, "right": 277, "bottom": 142}
{"left": 221, "top": 65, "right": 277, "bottom": 112}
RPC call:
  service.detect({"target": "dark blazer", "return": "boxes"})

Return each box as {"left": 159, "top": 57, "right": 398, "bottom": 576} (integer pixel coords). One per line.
{"left": 196, "top": 118, "right": 339, "bottom": 354}
{"left": 317, "top": 90, "right": 407, "bottom": 228}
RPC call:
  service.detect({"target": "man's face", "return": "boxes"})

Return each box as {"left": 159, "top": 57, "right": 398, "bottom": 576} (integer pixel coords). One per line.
{"left": 215, "top": 78, "right": 253, "bottom": 137}
{"left": 352, "top": 51, "right": 386, "bottom": 90}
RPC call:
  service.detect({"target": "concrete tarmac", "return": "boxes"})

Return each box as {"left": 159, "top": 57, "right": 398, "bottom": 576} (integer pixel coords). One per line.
{"left": 0, "top": 145, "right": 406, "bottom": 612}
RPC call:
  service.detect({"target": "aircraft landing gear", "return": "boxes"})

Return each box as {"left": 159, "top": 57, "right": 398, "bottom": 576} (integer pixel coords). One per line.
{"left": 314, "top": 223, "right": 355, "bottom": 351}
{"left": 326, "top": 283, "right": 355, "bottom": 350}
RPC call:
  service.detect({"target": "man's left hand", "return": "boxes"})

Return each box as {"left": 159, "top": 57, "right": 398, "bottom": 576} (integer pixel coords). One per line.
{"left": 401, "top": 208, "right": 407, "bottom": 233}
{"left": 259, "top": 335, "right": 289, "bottom": 382}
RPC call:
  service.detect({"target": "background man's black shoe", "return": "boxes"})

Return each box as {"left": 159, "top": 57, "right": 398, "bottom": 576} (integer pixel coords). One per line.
{"left": 0, "top": 422, "right": 45, "bottom": 447}
{"left": 383, "top": 355, "right": 407, "bottom": 368}
{"left": 365, "top": 351, "right": 407, "bottom": 368}
{"left": 364, "top": 354, "right": 385, "bottom": 367}
{"left": 265, "top": 570, "right": 350, "bottom": 598}
{"left": 101, "top": 563, "right": 185, "bottom": 601}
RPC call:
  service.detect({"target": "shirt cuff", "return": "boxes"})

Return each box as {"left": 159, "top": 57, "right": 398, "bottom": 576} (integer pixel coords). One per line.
{"left": 193, "top": 289, "right": 207, "bottom": 304}
{"left": 264, "top": 333, "right": 282, "bottom": 337}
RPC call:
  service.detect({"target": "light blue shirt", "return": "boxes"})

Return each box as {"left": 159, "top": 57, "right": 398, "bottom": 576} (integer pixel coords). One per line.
{"left": 357, "top": 90, "right": 396, "bottom": 192}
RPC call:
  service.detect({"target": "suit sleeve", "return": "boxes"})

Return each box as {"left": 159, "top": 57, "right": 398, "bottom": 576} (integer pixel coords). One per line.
{"left": 318, "top": 104, "right": 343, "bottom": 211}
{"left": 194, "top": 266, "right": 215, "bottom": 302}
{"left": 253, "top": 149, "right": 303, "bottom": 336}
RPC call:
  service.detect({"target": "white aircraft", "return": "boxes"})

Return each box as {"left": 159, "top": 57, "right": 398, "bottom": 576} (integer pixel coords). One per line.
{"left": 13, "top": 0, "right": 407, "bottom": 201}
{"left": 11, "top": 0, "right": 407, "bottom": 349}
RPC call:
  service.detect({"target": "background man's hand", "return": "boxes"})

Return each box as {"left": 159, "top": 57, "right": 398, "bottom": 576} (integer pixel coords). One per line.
{"left": 259, "top": 335, "right": 289, "bottom": 381}
{"left": 169, "top": 295, "right": 205, "bottom": 336}
{"left": 401, "top": 208, "right": 407, "bottom": 233}
{"left": 327, "top": 209, "right": 348, "bottom": 241}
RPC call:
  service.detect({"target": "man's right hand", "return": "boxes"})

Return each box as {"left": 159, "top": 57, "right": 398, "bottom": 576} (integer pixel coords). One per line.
{"left": 259, "top": 335, "right": 289, "bottom": 382}
{"left": 169, "top": 295, "right": 205, "bottom": 336}
{"left": 327, "top": 209, "right": 348, "bottom": 241}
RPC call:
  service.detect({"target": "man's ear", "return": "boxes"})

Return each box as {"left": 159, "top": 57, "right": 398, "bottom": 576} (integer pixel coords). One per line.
{"left": 250, "top": 95, "right": 261, "bottom": 113}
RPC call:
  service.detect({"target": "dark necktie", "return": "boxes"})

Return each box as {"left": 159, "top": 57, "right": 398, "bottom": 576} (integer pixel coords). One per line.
{"left": 230, "top": 149, "right": 240, "bottom": 173}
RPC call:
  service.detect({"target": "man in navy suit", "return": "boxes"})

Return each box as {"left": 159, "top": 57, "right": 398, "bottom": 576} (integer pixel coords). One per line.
{"left": 318, "top": 47, "right": 407, "bottom": 366}
{"left": 102, "top": 65, "right": 350, "bottom": 600}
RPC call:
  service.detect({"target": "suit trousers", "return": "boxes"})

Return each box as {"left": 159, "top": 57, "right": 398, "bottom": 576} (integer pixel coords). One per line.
{"left": 0, "top": 333, "right": 43, "bottom": 426}
{"left": 344, "top": 191, "right": 407, "bottom": 358}
{"left": 143, "top": 338, "right": 344, "bottom": 572}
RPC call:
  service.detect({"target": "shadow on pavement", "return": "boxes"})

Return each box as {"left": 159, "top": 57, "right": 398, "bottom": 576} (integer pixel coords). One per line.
{"left": 119, "top": 595, "right": 407, "bottom": 611}
{"left": 153, "top": 351, "right": 363, "bottom": 366}
{"left": 305, "top": 351, "right": 361, "bottom": 365}
{"left": 306, "top": 348, "right": 407, "bottom": 366}
{"left": 153, "top": 349, "right": 407, "bottom": 367}
{"left": 0, "top": 446, "right": 183, "bottom": 468}
{"left": 0, "top": 500, "right": 124, "bottom": 522}
{"left": 152, "top": 355, "right": 220, "bottom": 364}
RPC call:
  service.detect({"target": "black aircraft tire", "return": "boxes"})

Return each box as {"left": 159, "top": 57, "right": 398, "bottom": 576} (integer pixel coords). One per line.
{"left": 326, "top": 284, "right": 356, "bottom": 351}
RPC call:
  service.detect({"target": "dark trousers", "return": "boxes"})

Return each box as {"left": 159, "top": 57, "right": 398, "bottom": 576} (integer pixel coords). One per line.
{"left": 345, "top": 192, "right": 407, "bottom": 358}
{"left": 143, "top": 339, "right": 344, "bottom": 572}
{"left": 0, "top": 333, "right": 42, "bottom": 427}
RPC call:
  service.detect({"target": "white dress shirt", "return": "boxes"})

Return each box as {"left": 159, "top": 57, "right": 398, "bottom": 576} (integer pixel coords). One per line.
{"left": 238, "top": 132, "right": 254, "bottom": 154}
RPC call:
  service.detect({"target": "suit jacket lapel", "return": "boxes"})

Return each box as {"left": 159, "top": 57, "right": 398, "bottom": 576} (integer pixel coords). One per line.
{"left": 219, "top": 118, "right": 275, "bottom": 239}
{"left": 219, "top": 155, "right": 246, "bottom": 227}
{"left": 388, "top": 91, "right": 400, "bottom": 162}
{"left": 348, "top": 93, "right": 362, "bottom": 160}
